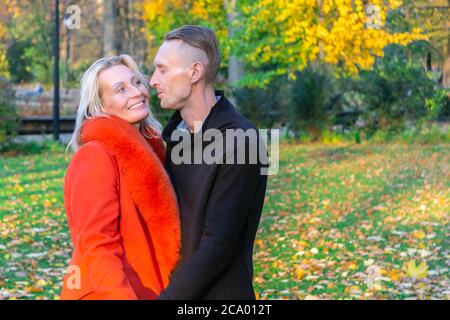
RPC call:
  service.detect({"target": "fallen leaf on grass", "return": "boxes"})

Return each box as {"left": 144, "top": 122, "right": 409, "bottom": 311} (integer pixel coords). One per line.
{"left": 406, "top": 260, "right": 428, "bottom": 279}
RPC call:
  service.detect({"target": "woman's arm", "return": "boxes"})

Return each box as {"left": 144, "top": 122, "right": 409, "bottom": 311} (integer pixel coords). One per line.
{"left": 65, "top": 142, "right": 137, "bottom": 300}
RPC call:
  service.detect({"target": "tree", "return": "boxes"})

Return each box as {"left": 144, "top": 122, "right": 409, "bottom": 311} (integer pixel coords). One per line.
{"left": 115, "top": 0, "right": 152, "bottom": 68}
{"left": 235, "top": 0, "right": 426, "bottom": 87}
{"left": 225, "top": 0, "right": 244, "bottom": 87}
{"left": 141, "top": 0, "right": 232, "bottom": 77}
{"left": 401, "top": 0, "right": 450, "bottom": 88}
{"left": 142, "top": 1, "right": 426, "bottom": 88}
{"left": 103, "top": 0, "right": 118, "bottom": 56}
{"left": 3, "top": 0, "right": 55, "bottom": 83}
{"left": 353, "top": 44, "right": 435, "bottom": 132}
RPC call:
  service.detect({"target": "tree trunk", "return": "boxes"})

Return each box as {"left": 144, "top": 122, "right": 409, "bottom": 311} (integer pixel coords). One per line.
{"left": 225, "top": 0, "right": 244, "bottom": 107}
{"left": 228, "top": 57, "right": 244, "bottom": 87}
{"left": 124, "top": 0, "right": 132, "bottom": 54}
{"left": 426, "top": 52, "right": 432, "bottom": 71}
{"left": 103, "top": 0, "right": 118, "bottom": 56}
{"left": 442, "top": 35, "right": 450, "bottom": 88}
{"left": 64, "top": 28, "right": 70, "bottom": 93}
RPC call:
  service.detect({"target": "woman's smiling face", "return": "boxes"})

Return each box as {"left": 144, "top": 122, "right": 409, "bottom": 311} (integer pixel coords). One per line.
{"left": 98, "top": 64, "right": 150, "bottom": 126}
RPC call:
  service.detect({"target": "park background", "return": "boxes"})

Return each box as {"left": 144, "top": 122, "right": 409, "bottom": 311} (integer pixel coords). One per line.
{"left": 0, "top": 0, "right": 449, "bottom": 300}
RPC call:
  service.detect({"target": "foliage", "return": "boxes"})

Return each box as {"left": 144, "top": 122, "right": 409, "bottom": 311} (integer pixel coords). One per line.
{"left": 149, "top": 89, "right": 173, "bottom": 127}
{"left": 5, "top": 39, "right": 34, "bottom": 83}
{"left": 1, "top": 0, "right": 55, "bottom": 84}
{"left": 141, "top": 1, "right": 426, "bottom": 88}
{"left": 0, "top": 78, "right": 19, "bottom": 149}
{"left": 398, "top": 124, "right": 450, "bottom": 145}
{"left": 233, "top": 78, "right": 290, "bottom": 128}
{"left": 288, "top": 66, "right": 341, "bottom": 140}
{"left": 141, "top": 0, "right": 231, "bottom": 63}
{"left": 60, "top": 60, "right": 93, "bottom": 89}
{"left": 234, "top": 65, "right": 346, "bottom": 140}
{"left": 0, "top": 139, "right": 64, "bottom": 156}
{"left": 400, "top": 0, "right": 450, "bottom": 52}
{"left": 235, "top": 0, "right": 426, "bottom": 86}
{"left": 281, "top": 124, "right": 450, "bottom": 145}
{"left": 425, "top": 88, "right": 450, "bottom": 121}
{"left": 348, "top": 44, "right": 435, "bottom": 133}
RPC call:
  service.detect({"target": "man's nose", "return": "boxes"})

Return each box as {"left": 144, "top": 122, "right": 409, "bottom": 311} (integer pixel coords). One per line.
{"left": 150, "top": 72, "right": 158, "bottom": 87}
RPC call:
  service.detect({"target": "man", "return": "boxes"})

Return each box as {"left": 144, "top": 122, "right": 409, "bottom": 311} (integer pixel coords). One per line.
{"left": 150, "top": 25, "right": 267, "bottom": 299}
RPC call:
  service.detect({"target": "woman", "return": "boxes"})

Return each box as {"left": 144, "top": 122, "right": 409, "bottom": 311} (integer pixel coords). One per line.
{"left": 60, "top": 54, "right": 181, "bottom": 300}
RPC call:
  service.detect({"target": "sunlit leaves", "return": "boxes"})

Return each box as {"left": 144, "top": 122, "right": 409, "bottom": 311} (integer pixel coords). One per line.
{"left": 237, "top": 0, "right": 426, "bottom": 85}
{"left": 141, "top": 1, "right": 427, "bottom": 87}
{"left": 141, "top": 0, "right": 230, "bottom": 61}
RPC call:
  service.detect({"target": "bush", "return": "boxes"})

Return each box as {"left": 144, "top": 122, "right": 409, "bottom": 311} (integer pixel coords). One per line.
{"left": 6, "top": 39, "right": 34, "bottom": 83}
{"left": 367, "top": 130, "right": 396, "bottom": 144}
{"left": 234, "top": 65, "right": 343, "bottom": 137}
{"left": 426, "top": 88, "right": 450, "bottom": 121}
{"left": 413, "top": 124, "right": 449, "bottom": 144}
{"left": 61, "top": 60, "right": 94, "bottom": 89}
{"left": 320, "top": 130, "right": 351, "bottom": 145}
{"left": 282, "top": 129, "right": 361, "bottom": 145}
{"left": 234, "top": 77, "right": 289, "bottom": 129}
{"left": 351, "top": 44, "right": 435, "bottom": 134}
{"left": 368, "top": 124, "right": 449, "bottom": 144}
{"left": 0, "top": 78, "right": 19, "bottom": 149}
{"left": 149, "top": 89, "right": 173, "bottom": 127}
{"left": 289, "top": 66, "right": 339, "bottom": 140}
{"left": 0, "top": 138, "right": 65, "bottom": 156}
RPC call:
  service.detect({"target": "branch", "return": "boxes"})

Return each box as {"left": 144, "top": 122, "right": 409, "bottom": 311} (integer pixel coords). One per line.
{"left": 423, "top": 27, "right": 450, "bottom": 35}
{"left": 413, "top": 5, "right": 450, "bottom": 11}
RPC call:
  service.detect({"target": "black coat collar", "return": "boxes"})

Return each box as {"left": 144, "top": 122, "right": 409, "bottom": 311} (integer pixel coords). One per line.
{"left": 162, "top": 90, "right": 233, "bottom": 145}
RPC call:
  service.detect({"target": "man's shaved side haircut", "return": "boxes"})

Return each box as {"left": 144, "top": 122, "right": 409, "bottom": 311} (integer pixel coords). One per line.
{"left": 165, "top": 25, "right": 221, "bottom": 85}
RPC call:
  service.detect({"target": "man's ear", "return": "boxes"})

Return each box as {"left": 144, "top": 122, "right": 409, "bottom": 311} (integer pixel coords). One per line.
{"left": 189, "top": 62, "right": 204, "bottom": 84}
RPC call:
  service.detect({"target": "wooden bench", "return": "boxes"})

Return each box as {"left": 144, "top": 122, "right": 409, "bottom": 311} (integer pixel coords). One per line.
{"left": 18, "top": 116, "right": 76, "bottom": 135}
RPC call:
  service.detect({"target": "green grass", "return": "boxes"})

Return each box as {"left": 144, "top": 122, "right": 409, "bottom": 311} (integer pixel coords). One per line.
{"left": 0, "top": 142, "right": 72, "bottom": 299}
{"left": 254, "top": 143, "right": 449, "bottom": 300}
{"left": 0, "top": 142, "right": 449, "bottom": 299}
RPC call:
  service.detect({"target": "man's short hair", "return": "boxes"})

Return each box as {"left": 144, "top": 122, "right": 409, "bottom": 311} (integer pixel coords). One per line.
{"left": 165, "top": 25, "right": 221, "bottom": 85}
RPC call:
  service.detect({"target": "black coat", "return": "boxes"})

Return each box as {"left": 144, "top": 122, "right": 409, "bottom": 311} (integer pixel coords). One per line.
{"left": 159, "top": 91, "right": 268, "bottom": 299}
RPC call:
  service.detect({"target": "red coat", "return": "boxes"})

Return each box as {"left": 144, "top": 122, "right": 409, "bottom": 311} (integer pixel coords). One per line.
{"left": 60, "top": 115, "right": 181, "bottom": 300}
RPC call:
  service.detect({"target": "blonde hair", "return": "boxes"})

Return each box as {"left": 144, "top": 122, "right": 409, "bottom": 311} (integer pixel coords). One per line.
{"left": 67, "top": 54, "right": 163, "bottom": 152}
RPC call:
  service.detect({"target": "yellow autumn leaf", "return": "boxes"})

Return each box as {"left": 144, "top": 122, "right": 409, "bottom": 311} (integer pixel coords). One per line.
{"left": 254, "top": 239, "right": 265, "bottom": 248}
{"left": 42, "top": 199, "right": 52, "bottom": 208}
{"left": 272, "top": 260, "right": 282, "bottom": 269}
{"left": 36, "top": 279, "right": 47, "bottom": 287}
{"left": 25, "top": 286, "right": 43, "bottom": 293}
{"left": 414, "top": 230, "right": 426, "bottom": 240}
{"left": 406, "top": 260, "right": 428, "bottom": 279}
{"left": 295, "top": 267, "right": 306, "bottom": 280}
{"left": 388, "top": 270, "right": 404, "bottom": 282}
{"left": 346, "top": 262, "right": 358, "bottom": 270}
